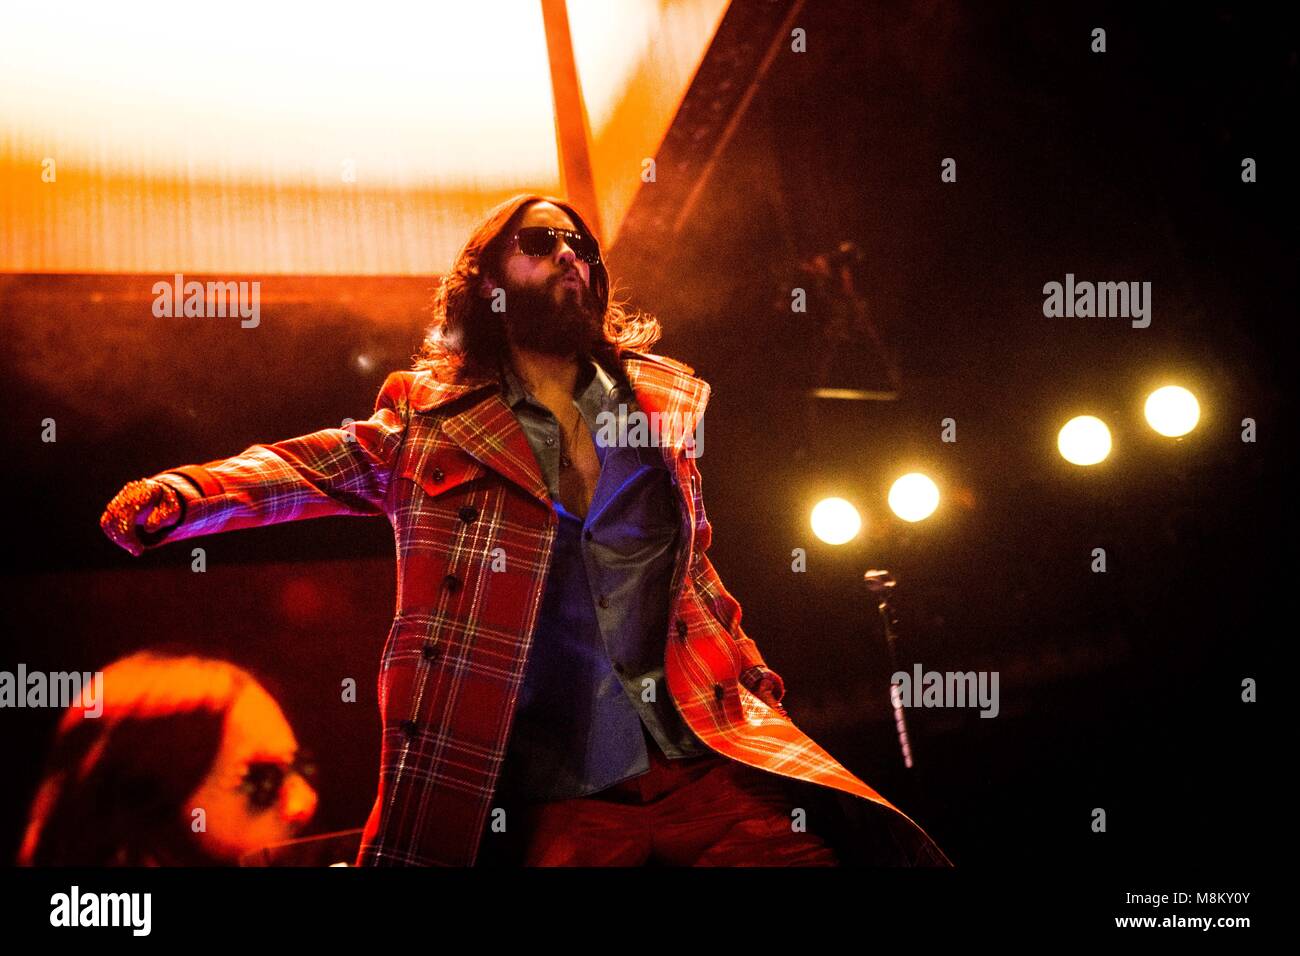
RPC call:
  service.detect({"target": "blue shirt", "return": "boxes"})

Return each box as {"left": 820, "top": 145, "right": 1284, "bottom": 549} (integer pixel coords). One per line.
{"left": 492, "top": 354, "right": 706, "bottom": 804}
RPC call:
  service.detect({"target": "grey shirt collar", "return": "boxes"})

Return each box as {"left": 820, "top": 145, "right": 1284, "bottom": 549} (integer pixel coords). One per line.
{"left": 499, "top": 355, "right": 622, "bottom": 414}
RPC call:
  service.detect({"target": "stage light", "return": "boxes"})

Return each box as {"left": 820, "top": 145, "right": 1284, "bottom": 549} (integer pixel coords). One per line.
{"left": 888, "top": 473, "right": 940, "bottom": 522}
{"left": 811, "top": 497, "right": 862, "bottom": 545}
{"left": 1144, "top": 385, "right": 1200, "bottom": 437}
{"left": 1057, "top": 415, "right": 1112, "bottom": 466}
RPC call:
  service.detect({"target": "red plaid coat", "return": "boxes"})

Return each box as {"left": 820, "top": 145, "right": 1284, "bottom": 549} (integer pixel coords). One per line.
{"left": 146, "top": 350, "right": 950, "bottom": 866}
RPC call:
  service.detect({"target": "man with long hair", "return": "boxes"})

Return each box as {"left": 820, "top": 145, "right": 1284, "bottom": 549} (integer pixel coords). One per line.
{"left": 101, "top": 194, "right": 949, "bottom": 866}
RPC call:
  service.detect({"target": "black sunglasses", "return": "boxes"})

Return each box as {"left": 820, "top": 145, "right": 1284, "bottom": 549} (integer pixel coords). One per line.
{"left": 512, "top": 226, "right": 601, "bottom": 265}
{"left": 239, "top": 750, "right": 317, "bottom": 810}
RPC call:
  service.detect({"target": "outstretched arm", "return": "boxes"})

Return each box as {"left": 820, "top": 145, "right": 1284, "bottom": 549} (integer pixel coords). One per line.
{"left": 101, "top": 371, "right": 413, "bottom": 555}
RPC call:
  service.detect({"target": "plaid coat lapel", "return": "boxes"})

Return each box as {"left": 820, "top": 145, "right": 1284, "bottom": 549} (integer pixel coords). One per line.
{"left": 621, "top": 352, "right": 709, "bottom": 468}
{"left": 405, "top": 369, "right": 549, "bottom": 506}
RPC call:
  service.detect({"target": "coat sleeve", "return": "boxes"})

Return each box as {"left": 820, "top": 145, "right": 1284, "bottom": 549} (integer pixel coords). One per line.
{"left": 686, "top": 463, "right": 785, "bottom": 702}
{"left": 136, "top": 371, "right": 411, "bottom": 550}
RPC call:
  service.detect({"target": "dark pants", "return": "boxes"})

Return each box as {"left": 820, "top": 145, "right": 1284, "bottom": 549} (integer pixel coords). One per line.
{"left": 478, "top": 727, "right": 839, "bottom": 866}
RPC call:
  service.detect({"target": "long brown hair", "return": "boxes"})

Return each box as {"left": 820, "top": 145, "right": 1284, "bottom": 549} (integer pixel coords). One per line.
{"left": 413, "top": 193, "right": 661, "bottom": 380}
{"left": 18, "top": 651, "right": 259, "bottom": 866}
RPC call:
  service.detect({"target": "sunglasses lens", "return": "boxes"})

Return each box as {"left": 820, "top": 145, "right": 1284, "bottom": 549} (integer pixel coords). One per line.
{"left": 241, "top": 751, "right": 315, "bottom": 810}
{"left": 516, "top": 227, "right": 600, "bottom": 264}
{"left": 517, "top": 228, "right": 555, "bottom": 257}
{"left": 242, "top": 763, "right": 285, "bottom": 809}
{"left": 568, "top": 232, "right": 600, "bottom": 264}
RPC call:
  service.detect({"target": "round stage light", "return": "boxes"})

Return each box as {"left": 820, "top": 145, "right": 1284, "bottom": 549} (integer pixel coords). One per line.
{"left": 810, "top": 497, "right": 862, "bottom": 545}
{"left": 888, "top": 473, "right": 940, "bottom": 522}
{"left": 1144, "top": 385, "right": 1200, "bottom": 437}
{"left": 1057, "top": 415, "right": 1112, "bottom": 465}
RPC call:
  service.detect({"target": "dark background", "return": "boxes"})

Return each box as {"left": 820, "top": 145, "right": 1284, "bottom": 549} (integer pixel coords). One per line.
{"left": 1, "top": 0, "right": 1292, "bottom": 869}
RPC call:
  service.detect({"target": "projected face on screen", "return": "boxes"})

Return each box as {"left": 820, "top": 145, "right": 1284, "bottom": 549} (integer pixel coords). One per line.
{"left": 184, "top": 682, "right": 319, "bottom": 863}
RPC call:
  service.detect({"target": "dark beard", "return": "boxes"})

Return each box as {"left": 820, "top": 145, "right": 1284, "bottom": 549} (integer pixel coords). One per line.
{"left": 500, "top": 274, "right": 603, "bottom": 358}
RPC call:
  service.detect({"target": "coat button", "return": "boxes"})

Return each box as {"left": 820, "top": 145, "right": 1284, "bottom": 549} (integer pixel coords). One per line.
{"left": 400, "top": 719, "right": 418, "bottom": 737}
{"left": 443, "top": 573, "right": 461, "bottom": 593}
{"left": 713, "top": 682, "right": 724, "bottom": 702}
{"left": 421, "top": 643, "right": 438, "bottom": 660}
{"left": 675, "top": 618, "right": 687, "bottom": 639}
{"left": 458, "top": 505, "right": 478, "bottom": 523}
{"left": 597, "top": 594, "right": 609, "bottom": 609}
{"left": 431, "top": 467, "right": 444, "bottom": 483}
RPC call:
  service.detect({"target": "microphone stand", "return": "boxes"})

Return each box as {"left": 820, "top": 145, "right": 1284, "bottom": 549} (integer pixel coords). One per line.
{"left": 864, "top": 569, "right": 914, "bottom": 769}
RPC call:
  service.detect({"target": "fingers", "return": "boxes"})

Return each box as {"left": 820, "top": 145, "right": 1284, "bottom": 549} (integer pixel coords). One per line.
{"left": 143, "top": 482, "right": 183, "bottom": 534}
{"left": 740, "top": 665, "right": 788, "bottom": 713}
{"left": 758, "top": 674, "right": 785, "bottom": 699}
{"left": 100, "top": 478, "right": 161, "bottom": 557}
{"left": 100, "top": 508, "right": 143, "bottom": 556}
{"left": 100, "top": 505, "right": 142, "bottom": 556}
{"left": 754, "top": 677, "right": 788, "bottom": 714}
{"left": 141, "top": 498, "right": 168, "bottom": 532}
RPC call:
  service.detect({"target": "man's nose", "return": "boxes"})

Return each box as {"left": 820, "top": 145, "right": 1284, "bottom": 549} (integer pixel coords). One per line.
{"left": 554, "top": 242, "right": 577, "bottom": 267}
{"left": 280, "top": 774, "right": 318, "bottom": 829}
